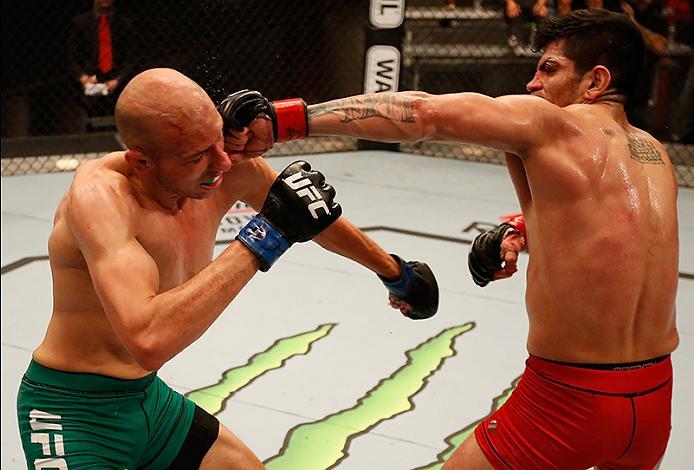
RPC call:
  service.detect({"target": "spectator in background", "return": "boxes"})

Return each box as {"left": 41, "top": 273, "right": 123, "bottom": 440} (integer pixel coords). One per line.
{"left": 620, "top": 0, "right": 672, "bottom": 135}
{"left": 669, "top": 0, "right": 693, "bottom": 142}
{"left": 671, "top": 47, "right": 694, "bottom": 143}
{"left": 68, "top": 0, "right": 135, "bottom": 131}
{"left": 556, "top": 0, "right": 667, "bottom": 52}
{"left": 503, "top": 0, "right": 550, "bottom": 55}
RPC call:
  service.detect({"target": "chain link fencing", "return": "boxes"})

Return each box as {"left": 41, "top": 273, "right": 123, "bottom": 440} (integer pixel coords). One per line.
{"left": 2, "top": 0, "right": 692, "bottom": 186}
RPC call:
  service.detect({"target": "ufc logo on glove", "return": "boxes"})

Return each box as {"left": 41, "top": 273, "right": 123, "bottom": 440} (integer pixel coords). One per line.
{"left": 236, "top": 160, "right": 342, "bottom": 271}
{"left": 283, "top": 172, "right": 331, "bottom": 219}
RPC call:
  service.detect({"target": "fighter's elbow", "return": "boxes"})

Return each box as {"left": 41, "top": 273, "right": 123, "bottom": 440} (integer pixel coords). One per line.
{"left": 127, "top": 334, "right": 168, "bottom": 372}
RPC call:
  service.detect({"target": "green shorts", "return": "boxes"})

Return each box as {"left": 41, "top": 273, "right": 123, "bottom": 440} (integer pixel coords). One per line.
{"left": 17, "top": 360, "right": 196, "bottom": 469}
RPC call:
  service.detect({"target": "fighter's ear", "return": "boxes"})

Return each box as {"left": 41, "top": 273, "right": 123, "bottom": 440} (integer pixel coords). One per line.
{"left": 124, "top": 149, "right": 154, "bottom": 173}
{"left": 583, "top": 65, "right": 613, "bottom": 102}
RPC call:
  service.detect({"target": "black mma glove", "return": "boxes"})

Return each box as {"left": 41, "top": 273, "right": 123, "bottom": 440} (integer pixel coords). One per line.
{"left": 237, "top": 161, "right": 341, "bottom": 271}
{"left": 217, "top": 90, "right": 308, "bottom": 143}
{"left": 379, "top": 255, "right": 439, "bottom": 320}
{"left": 468, "top": 223, "right": 515, "bottom": 287}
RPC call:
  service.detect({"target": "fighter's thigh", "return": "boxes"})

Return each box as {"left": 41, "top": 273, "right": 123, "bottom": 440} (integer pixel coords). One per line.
{"left": 17, "top": 383, "right": 141, "bottom": 469}
{"left": 443, "top": 433, "right": 495, "bottom": 470}
{"left": 199, "top": 422, "right": 264, "bottom": 470}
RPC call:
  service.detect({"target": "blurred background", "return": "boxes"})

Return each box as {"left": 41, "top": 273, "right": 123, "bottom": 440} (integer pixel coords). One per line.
{"left": 1, "top": 0, "right": 692, "bottom": 184}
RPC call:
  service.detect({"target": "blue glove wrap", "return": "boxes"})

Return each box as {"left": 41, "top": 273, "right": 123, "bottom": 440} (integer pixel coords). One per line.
{"left": 236, "top": 215, "right": 291, "bottom": 272}
{"left": 380, "top": 257, "right": 415, "bottom": 298}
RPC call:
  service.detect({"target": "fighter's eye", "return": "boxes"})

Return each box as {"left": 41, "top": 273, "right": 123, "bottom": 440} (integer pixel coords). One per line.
{"left": 540, "top": 62, "right": 556, "bottom": 73}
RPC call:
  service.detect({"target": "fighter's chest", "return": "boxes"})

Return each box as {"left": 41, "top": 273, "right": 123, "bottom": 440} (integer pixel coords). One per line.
{"left": 137, "top": 206, "right": 222, "bottom": 289}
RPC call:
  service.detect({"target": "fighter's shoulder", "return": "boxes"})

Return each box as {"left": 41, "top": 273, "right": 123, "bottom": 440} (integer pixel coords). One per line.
{"left": 498, "top": 95, "right": 580, "bottom": 128}
{"left": 626, "top": 125, "right": 666, "bottom": 147}
{"left": 497, "top": 94, "right": 562, "bottom": 112}
{"left": 624, "top": 125, "right": 671, "bottom": 162}
{"left": 68, "top": 155, "right": 137, "bottom": 222}
{"left": 217, "top": 157, "right": 277, "bottom": 210}
{"left": 218, "top": 157, "right": 276, "bottom": 199}
{"left": 230, "top": 155, "right": 274, "bottom": 177}
{"left": 562, "top": 103, "right": 605, "bottom": 121}
{"left": 558, "top": 103, "right": 619, "bottom": 135}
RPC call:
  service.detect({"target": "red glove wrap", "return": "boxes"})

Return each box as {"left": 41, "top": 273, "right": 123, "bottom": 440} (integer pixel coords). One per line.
{"left": 499, "top": 213, "right": 526, "bottom": 240}
{"left": 272, "top": 98, "right": 308, "bottom": 143}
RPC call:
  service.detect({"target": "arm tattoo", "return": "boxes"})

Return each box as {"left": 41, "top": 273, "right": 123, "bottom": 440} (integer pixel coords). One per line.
{"left": 309, "top": 95, "right": 416, "bottom": 124}
{"left": 626, "top": 131, "right": 664, "bottom": 164}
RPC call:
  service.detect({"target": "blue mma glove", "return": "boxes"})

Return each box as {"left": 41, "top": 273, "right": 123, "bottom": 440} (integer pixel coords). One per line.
{"left": 380, "top": 254, "right": 439, "bottom": 320}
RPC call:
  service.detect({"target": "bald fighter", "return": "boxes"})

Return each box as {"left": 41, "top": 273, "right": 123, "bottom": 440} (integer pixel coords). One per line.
{"left": 222, "top": 10, "right": 680, "bottom": 469}
{"left": 16, "top": 68, "right": 438, "bottom": 469}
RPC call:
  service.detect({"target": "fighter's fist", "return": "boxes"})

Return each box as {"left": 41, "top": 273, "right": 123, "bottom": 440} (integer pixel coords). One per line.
{"left": 217, "top": 90, "right": 308, "bottom": 144}
{"left": 236, "top": 161, "right": 342, "bottom": 271}
{"left": 218, "top": 90, "right": 272, "bottom": 132}
{"left": 468, "top": 215, "right": 526, "bottom": 287}
{"left": 261, "top": 160, "right": 341, "bottom": 243}
{"left": 380, "top": 255, "right": 439, "bottom": 320}
{"left": 223, "top": 119, "right": 274, "bottom": 159}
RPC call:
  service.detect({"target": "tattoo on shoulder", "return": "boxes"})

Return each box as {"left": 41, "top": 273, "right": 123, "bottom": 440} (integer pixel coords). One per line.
{"left": 626, "top": 132, "right": 664, "bottom": 165}
{"left": 309, "top": 95, "right": 416, "bottom": 124}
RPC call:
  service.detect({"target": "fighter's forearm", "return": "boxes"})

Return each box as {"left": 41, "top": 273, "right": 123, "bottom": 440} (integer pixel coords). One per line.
{"left": 134, "top": 242, "right": 258, "bottom": 370}
{"left": 307, "top": 92, "right": 434, "bottom": 142}
{"left": 313, "top": 218, "right": 401, "bottom": 280}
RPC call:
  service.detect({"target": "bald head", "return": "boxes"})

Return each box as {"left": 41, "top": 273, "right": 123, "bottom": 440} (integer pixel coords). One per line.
{"left": 115, "top": 68, "right": 217, "bottom": 157}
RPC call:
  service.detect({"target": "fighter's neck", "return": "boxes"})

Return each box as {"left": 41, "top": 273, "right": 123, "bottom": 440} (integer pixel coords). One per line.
{"left": 130, "top": 176, "right": 187, "bottom": 215}
{"left": 580, "top": 92, "right": 629, "bottom": 126}
{"left": 594, "top": 88, "right": 627, "bottom": 105}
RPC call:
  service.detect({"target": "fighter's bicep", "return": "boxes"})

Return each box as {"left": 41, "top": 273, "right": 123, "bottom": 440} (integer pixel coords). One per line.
{"left": 230, "top": 157, "right": 277, "bottom": 212}
{"left": 66, "top": 185, "right": 159, "bottom": 319}
{"left": 66, "top": 183, "right": 135, "bottom": 255}
{"left": 86, "top": 238, "right": 160, "bottom": 321}
{"left": 432, "top": 94, "right": 556, "bottom": 154}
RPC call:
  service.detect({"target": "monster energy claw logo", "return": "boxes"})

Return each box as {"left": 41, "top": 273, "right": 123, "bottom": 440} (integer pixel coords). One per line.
{"left": 186, "top": 322, "right": 520, "bottom": 469}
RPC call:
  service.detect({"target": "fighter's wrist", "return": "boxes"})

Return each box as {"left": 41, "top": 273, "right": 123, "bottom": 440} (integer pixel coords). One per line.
{"left": 380, "top": 254, "right": 403, "bottom": 281}
{"left": 272, "top": 98, "right": 308, "bottom": 143}
{"left": 236, "top": 215, "right": 291, "bottom": 272}
{"left": 379, "top": 255, "right": 414, "bottom": 298}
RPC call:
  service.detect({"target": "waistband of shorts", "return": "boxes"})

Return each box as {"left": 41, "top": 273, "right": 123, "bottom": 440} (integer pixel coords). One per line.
{"left": 23, "top": 360, "right": 156, "bottom": 394}
{"left": 526, "top": 354, "right": 672, "bottom": 396}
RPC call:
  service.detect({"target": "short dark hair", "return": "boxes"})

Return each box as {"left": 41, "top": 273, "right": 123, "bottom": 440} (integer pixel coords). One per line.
{"left": 533, "top": 9, "right": 646, "bottom": 99}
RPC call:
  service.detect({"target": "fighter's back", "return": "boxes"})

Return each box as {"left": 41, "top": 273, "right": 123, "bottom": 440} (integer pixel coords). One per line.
{"left": 522, "top": 105, "right": 679, "bottom": 363}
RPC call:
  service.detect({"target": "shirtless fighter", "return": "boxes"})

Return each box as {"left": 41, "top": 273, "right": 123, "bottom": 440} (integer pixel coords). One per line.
{"left": 221, "top": 9, "right": 680, "bottom": 469}
{"left": 16, "top": 68, "right": 438, "bottom": 469}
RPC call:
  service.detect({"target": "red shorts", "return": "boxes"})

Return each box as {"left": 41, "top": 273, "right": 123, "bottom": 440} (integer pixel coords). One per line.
{"left": 475, "top": 355, "right": 672, "bottom": 470}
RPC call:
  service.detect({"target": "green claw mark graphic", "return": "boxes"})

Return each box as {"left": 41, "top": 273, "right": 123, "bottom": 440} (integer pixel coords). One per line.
{"left": 186, "top": 323, "right": 336, "bottom": 415}
{"left": 264, "top": 322, "right": 476, "bottom": 470}
{"left": 415, "top": 375, "right": 521, "bottom": 470}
